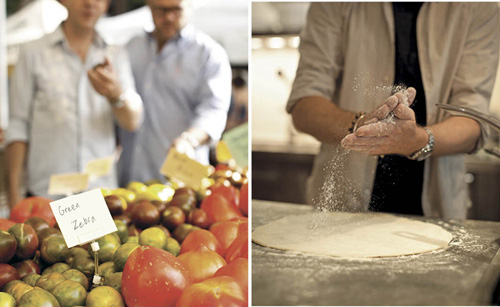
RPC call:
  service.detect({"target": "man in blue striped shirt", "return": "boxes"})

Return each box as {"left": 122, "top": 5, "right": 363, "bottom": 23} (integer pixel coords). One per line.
{"left": 117, "top": 0, "right": 232, "bottom": 185}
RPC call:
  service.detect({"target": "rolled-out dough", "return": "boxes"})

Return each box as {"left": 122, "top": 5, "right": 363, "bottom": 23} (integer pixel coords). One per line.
{"left": 252, "top": 211, "right": 453, "bottom": 258}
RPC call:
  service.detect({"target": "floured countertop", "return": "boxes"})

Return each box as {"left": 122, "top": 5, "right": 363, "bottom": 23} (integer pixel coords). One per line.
{"left": 252, "top": 200, "right": 500, "bottom": 306}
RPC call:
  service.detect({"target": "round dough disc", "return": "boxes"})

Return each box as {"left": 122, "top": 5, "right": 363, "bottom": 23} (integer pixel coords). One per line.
{"left": 252, "top": 211, "right": 453, "bottom": 258}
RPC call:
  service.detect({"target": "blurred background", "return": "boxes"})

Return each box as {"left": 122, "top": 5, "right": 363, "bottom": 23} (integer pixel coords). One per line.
{"left": 0, "top": 0, "right": 248, "bottom": 217}
{"left": 251, "top": 2, "right": 500, "bottom": 222}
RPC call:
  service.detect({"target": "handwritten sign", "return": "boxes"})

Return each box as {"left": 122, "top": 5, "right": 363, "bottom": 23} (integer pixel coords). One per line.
{"left": 84, "top": 156, "right": 114, "bottom": 178}
{"left": 222, "top": 123, "right": 248, "bottom": 167}
{"left": 48, "top": 173, "right": 89, "bottom": 196}
{"left": 160, "top": 148, "right": 210, "bottom": 189}
{"left": 49, "top": 189, "right": 117, "bottom": 248}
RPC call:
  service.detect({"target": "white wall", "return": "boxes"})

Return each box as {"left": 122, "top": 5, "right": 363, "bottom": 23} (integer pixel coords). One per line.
{"left": 251, "top": 38, "right": 319, "bottom": 147}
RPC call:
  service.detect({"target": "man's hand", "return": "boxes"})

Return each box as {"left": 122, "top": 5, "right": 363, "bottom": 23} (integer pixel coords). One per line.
{"left": 341, "top": 87, "right": 428, "bottom": 156}
{"left": 171, "top": 137, "right": 196, "bottom": 159}
{"left": 87, "top": 57, "right": 123, "bottom": 101}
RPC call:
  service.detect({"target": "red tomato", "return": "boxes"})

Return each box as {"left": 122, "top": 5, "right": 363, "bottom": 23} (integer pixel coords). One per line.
{"left": 209, "top": 219, "right": 248, "bottom": 255}
{"left": 209, "top": 182, "right": 239, "bottom": 207}
{"left": 179, "top": 229, "right": 224, "bottom": 256}
{"left": 177, "top": 245, "right": 226, "bottom": 283}
{"left": 0, "top": 219, "right": 16, "bottom": 231}
{"left": 121, "top": 246, "right": 192, "bottom": 307}
{"left": 238, "top": 182, "right": 248, "bottom": 216}
{"left": 175, "top": 276, "right": 247, "bottom": 307}
{"left": 225, "top": 234, "right": 248, "bottom": 263}
{"left": 200, "top": 194, "right": 242, "bottom": 225}
{"left": 0, "top": 264, "right": 20, "bottom": 289}
{"left": 214, "top": 258, "right": 248, "bottom": 294}
{"left": 9, "top": 197, "right": 55, "bottom": 227}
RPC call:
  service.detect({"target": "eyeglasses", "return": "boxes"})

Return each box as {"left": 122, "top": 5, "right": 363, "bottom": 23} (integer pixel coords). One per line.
{"left": 151, "top": 5, "right": 183, "bottom": 17}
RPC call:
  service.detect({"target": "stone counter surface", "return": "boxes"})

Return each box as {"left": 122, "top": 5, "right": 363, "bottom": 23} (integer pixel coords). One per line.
{"left": 251, "top": 200, "right": 500, "bottom": 306}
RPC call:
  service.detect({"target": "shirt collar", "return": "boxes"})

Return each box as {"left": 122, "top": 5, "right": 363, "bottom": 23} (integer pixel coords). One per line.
{"left": 47, "top": 23, "right": 107, "bottom": 49}
{"left": 147, "top": 24, "right": 194, "bottom": 46}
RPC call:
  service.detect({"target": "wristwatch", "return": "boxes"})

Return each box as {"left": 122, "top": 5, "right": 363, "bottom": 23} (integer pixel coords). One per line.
{"left": 109, "top": 92, "right": 126, "bottom": 109}
{"left": 408, "top": 127, "right": 434, "bottom": 161}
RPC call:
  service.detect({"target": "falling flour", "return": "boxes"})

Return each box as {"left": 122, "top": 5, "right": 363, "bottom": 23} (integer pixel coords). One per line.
{"left": 312, "top": 80, "right": 413, "bottom": 229}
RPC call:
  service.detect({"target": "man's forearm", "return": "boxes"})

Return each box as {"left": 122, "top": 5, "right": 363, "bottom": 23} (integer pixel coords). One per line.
{"left": 6, "top": 141, "right": 27, "bottom": 208}
{"left": 430, "top": 116, "right": 481, "bottom": 156}
{"left": 110, "top": 92, "right": 143, "bottom": 132}
{"left": 291, "top": 96, "right": 356, "bottom": 144}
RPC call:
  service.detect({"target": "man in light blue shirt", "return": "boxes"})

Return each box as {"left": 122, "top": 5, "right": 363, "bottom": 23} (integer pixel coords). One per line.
{"left": 118, "top": 0, "right": 232, "bottom": 185}
{"left": 5, "top": 0, "right": 143, "bottom": 206}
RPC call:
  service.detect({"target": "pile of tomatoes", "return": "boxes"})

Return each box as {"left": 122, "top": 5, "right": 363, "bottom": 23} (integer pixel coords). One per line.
{"left": 0, "top": 166, "right": 249, "bottom": 307}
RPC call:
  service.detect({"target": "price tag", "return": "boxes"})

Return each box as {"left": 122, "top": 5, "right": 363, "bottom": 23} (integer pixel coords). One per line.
{"left": 216, "top": 140, "right": 233, "bottom": 163}
{"left": 49, "top": 189, "right": 117, "bottom": 248}
{"left": 222, "top": 123, "right": 248, "bottom": 167}
{"left": 84, "top": 156, "right": 114, "bottom": 178}
{"left": 160, "top": 148, "right": 210, "bottom": 189}
{"left": 48, "top": 173, "right": 89, "bottom": 196}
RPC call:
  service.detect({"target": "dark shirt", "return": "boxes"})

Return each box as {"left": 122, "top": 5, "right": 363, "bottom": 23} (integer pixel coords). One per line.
{"left": 369, "top": 2, "right": 426, "bottom": 215}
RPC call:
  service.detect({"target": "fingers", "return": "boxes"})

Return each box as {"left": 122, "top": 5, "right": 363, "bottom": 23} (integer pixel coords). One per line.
{"left": 341, "top": 134, "right": 387, "bottom": 155}
{"left": 371, "top": 96, "right": 398, "bottom": 120}
{"left": 406, "top": 87, "right": 416, "bottom": 106}
{"left": 393, "top": 103, "right": 415, "bottom": 121}
{"left": 355, "top": 121, "right": 395, "bottom": 137}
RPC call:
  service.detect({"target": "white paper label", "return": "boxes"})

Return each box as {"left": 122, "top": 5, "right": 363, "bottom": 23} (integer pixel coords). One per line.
{"left": 49, "top": 189, "right": 117, "bottom": 248}
{"left": 84, "top": 156, "right": 114, "bottom": 178}
{"left": 48, "top": 173, "right": 89, "bottom": 196}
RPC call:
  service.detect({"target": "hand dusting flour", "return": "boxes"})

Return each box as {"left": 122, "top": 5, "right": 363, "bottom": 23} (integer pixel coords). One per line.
{"left": 312, "top": 80, "right": 412, "bottom": 229}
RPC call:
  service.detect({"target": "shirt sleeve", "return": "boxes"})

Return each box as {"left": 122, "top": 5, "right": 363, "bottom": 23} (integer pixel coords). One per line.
{"left": 448, "top": 3, "right": 500, "bottom": 150}
{"left": 192, "top": 43, "right": 232, "bottom": 143}
{"left": 108, "top": 45, "right": 144, "bottom": 123}
{"left": 286, "top": 3, "right": 347, "bottom": 113}
{"left": 5, "top": 43, "right": 35, "bottom": 145}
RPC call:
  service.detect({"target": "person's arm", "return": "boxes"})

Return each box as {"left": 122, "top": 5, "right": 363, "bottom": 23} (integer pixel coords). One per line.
{"left": 5, "top": 43, "right": 34, "bottom": 207}
{"left": 292, "top": 89, "right": 406, "bottom": 144}
{"left": 88, "top": 56, "right": 143, "bottom": 132}
{"left": 6, "top": 142, "right": 26, "bottom": 208}
{"left": 342, "top": 100, "right": 480, "bottom": 157}
{"left": 172, "top": 43, "right": 232, "bottom": 157}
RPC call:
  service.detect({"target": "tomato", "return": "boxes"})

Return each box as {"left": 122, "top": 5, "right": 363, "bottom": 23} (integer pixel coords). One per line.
{"left": 0, "top": 292, "right": 15, "bottom": 307}
{"left": 209, "top": 182, "right": 239, "bottom": 207}
{"left": 162, "top": 206, "right": 186, "bottom": 231}
{"left": 0, "top": 219, "right": 16, "bottom": 232}
{"left": 175, "top": 276, "right": 247, "bottom": 307}
{"left": 9, "top": 197, "right": 55, "bottom": 227}
{"left": 18, "top": 288, "right": 59, "bottom": 307}
{"left": 0, "top": 264, "right": 20, "bottom": 289}
{"left": 86, "top": 285, "right": 125, "bottom": 307}
{"left": 179, "top": 229, "right": 223, "bottom": 256}
{"left": 238, "top": 182, "right": 248, "bottom": 216}
{"left": 121, "top": 246, "right": 192, "bottom": 307}
{"left": 12, "top": 260, "right": 40, "bottom": 279}
{"left": 177, "top": 245, "right": 226, "bottom": 283}
{"left": 62, "top": 269, "right": 89, "bottom": 291}
{"left": 51, "top": 279, "right": 87, "bottom": 306}
{"left": 225, "top": 234, "right": 248, "bottom": 263}
{"left": 113, "top": 242, "right": 140, "bottom": 272}
{"left": 8, "top": 223, "right": 39, "bottom": 260}
{"left": 200, "top": 194, "right": 242, "bottom": 225}
{"left": 214, "top": 258, "right": 248, "bottom": 293}
{"left": 35, "top": 272, "right": 66, "bottom": 292}
{"left": 187, "top": 208, "right": 210, "bottom": 229}
{"left": 0, "top": 230, "right": 17, "bottom": 263}
{"left": 209, "top": 219, "right": 248, "bottom": 255}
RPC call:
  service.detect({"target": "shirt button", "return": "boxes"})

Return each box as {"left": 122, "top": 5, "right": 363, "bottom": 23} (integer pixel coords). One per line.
{"left": 145, "top": 83, "right": 153, "bottom": 90}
